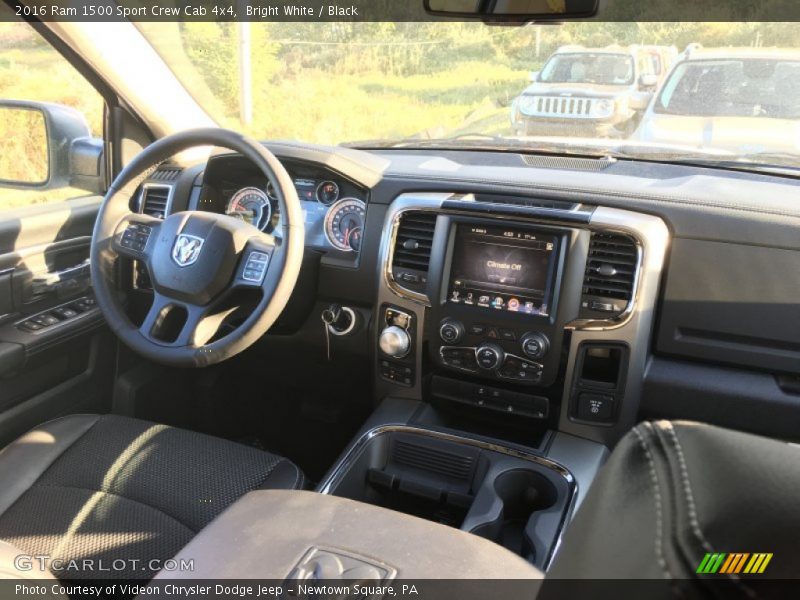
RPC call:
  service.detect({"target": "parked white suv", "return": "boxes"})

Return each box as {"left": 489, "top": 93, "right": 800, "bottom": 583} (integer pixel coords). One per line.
{"left": 634, "top": 46, "right": 800, "bottom": 153}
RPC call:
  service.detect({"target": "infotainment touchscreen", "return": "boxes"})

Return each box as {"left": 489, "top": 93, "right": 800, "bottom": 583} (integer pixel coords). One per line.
{"left": 447, "top": 225, "right": 558, "bottom": 316}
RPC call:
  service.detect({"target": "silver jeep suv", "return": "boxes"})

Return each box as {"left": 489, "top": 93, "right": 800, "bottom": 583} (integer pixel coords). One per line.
{"left": 511, "top": 44, "right": 676, "bottom": 137}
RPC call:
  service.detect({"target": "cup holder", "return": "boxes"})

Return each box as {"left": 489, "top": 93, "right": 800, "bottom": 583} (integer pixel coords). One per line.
{"left": 470, "top": 469, "right": 557, "bottom": 562}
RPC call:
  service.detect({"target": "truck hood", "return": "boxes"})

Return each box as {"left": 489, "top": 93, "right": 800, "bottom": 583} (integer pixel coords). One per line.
{"left": 637, "top": 114, "right": 800, "bottom": 154}
{"left": 519, "top": 82, "right": 625, "bottom": 98}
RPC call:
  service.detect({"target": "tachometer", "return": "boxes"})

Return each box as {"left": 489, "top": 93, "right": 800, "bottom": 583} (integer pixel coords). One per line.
{"left": 316, "top": 180, "right": 340, "bottom": 205}
{"left": 324, "top": 198, "right": 366, "bottom": 252}
{"left": 227, "top": 187, "right": 272, "bottom": 231}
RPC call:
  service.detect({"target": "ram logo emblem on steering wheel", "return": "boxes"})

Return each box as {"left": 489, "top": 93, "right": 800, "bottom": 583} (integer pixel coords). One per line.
{"left": 172, "top": 234, "right": 204, "bottom": 267}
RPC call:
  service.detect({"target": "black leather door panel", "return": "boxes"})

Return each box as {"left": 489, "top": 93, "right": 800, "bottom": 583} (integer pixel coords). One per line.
{"left": 0, "top": 196, "right": 114, "bottom": 441}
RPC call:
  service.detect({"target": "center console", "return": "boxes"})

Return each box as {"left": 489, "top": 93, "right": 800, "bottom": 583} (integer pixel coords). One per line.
{"left": 433, "top": 220, "right": 568, "bottom": 389}
{"left": 374, "top": 192, "right": 669, "bottom": 450}
{"left": 348, "top": 190, "right": 668, "bottom": 571}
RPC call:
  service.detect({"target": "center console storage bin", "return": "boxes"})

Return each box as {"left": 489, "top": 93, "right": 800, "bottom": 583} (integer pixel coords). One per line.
{"left": 323, "top": 428, "right": 573, "bottom": 569}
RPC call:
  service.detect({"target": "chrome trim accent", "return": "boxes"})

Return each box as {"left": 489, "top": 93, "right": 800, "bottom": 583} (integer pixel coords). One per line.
{"left": 558, "top": 206, "right": 670, "bottom": 438}
{"left": 379, "top": 194, "right": 666, "bottom": 329}
{"left": 316, "top": 424, "right": 577, "bottom": 570}
{"left": 381, "top": 196, "right": 447, "bottom": 306}
{"left": 567, "top": 207, "right": 669, "bottom": 331}
{"left": 138, "top": 183, "right": 175, "bottom": 218}
{"left": 381, "top": 193, "right": 592, "bottom": 306}
{"left": 378, "top": 325, "right": 411, "bottom": 358}
{"left": 318, "top": 424, "right": 575, "bottom": 491}
{"left": 438, "top": 319, "right": 464, "bottom": 344}
{"left": 328, "top": 306, "right": 357, "bottom": 337}
{"left": 568, "top": 237, "right": 642, "bottom": 331}
{"left": 518, "top": 95, "right": 608, "bottom": 119}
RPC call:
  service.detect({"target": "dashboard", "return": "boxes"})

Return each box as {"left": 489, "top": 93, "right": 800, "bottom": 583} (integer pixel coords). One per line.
{"left": 136, "top": 140, "right": 800, "bottom": 448}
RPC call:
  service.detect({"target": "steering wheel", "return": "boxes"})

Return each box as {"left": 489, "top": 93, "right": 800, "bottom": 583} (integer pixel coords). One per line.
{"left": 90, "top": 128, "right": 304, "bottom": 368}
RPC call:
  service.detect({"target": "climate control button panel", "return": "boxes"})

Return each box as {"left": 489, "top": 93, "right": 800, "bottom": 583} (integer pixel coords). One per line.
{"left": 439, "top": 345, "right": 543, "bottom": 384}
{"left": 437, "top": 318, "right": 549, "bottom": 385}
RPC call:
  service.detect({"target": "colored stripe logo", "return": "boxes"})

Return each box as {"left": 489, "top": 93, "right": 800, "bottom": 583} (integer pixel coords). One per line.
{"left": 696, "top": 553, "right": 773, "bottom": 574}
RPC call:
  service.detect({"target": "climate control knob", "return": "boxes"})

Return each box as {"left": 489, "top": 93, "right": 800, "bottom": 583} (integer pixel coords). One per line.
{"left": 379, "top": 326, "right": 411, "bottom": 358}
{"left": 476, "top": 343, "right": 505, "bottom": 370}
{"left": 520, "top": 332, "right": 550, "bottom": 360}
{"left": 439, "top": 319, "right": 465, "bottom": 344}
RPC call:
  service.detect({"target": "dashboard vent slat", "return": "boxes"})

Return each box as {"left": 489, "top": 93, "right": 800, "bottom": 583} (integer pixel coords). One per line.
{"left": 392, "top": 212, "right": 436, "bottom": 272}
{"left": 583, "top": 232, "right": 638, "bottom": 303}
{"left": 150, "top": 168, "right": 181, "bottom": 182}
{"left": 139, "top": 185, "right": 172, "bottom": 219}
{"left": 520, "top": 154, "right": 615, "bottom": 171}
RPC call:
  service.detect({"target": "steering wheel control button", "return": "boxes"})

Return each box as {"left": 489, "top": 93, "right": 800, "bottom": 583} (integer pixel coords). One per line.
{"left": 520, "top": 332, "right": 550, "bottom": 360}
{"left": 121, "top": 224, "right": 152, "bottom": 253}
{"left": 577, "top": 393, "right": 615, "bottom": 422}
{"left": 242, "top": 251, "right": 270, "bottom": 283}
{"left": 499, "top": 355, "right": 543, "bottom": 382}
{"left": 476, "top": 343, "right": 504, "bottom": 370}
{"left": 440, "top": 347, "right": 479, "bottom": 372}
{"left": 439, "top": 319, "right": 465, "bottom": 344}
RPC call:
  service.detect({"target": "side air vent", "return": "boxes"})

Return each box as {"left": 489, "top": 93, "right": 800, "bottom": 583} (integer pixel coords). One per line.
{"left": 139, "top": 184, "right": 173, "bottom": 219}
{"left": 390, "top": 211, "right": 436, "bottom": 296}
{"left": 580, "top": 232, "right": 638, "bottom": 317}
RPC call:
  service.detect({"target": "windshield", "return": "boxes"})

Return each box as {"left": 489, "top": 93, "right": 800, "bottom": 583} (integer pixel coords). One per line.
{"left": 135, "top": 22, "right": 800, "bottom": 170}
{"left": 539, "top": 53, "right": 634, "bottom": 85}
{"left": 656, "top": 59, "right": 800, "bottom": 119}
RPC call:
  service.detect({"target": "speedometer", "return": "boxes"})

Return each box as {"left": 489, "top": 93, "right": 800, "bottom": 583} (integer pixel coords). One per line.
{"left": 324, "top": 198, "right": 366, "bottom": 252}
{"left": 227, "top": 187, "right": 272, "bottom": 231}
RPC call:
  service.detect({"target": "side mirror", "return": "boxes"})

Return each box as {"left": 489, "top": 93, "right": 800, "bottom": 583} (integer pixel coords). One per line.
{"left": 0, "top": 100, "right": 104, "bottom": 194}
{"left": 638, "top": 74, "right": 659, "bottom": 89}
{"left": 629, "top": 91, "right": 652, "bottom": 111}
{"left": 528, "top": 71, "right": 540, "bottom": 82}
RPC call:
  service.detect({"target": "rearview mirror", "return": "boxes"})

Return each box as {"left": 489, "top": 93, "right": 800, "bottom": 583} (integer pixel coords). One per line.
{"left": 424, "top": 0, "right": 599, "bottom": 20}
{"left": 0, "top": 100, "right": 104, "bottom": 194}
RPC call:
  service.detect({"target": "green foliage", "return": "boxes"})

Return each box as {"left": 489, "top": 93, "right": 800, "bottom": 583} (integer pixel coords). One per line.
{"left": 2, "top": 20, "right": 800, "bottom": 212}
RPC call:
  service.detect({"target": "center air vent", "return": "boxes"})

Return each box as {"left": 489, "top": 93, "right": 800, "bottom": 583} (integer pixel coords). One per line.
{"left": 580, "top": 232, "right": 638, "bottom": 317}
{"left": 139, "top": 184, "right": 173, "bottom": 219}
{"left": 390, "top": 211, "right": 436, "bottom": 296}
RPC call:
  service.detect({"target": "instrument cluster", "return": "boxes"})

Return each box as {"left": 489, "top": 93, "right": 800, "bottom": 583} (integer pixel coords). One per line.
{"left": 198, "top": 157, "right": 367, "bottom": 254}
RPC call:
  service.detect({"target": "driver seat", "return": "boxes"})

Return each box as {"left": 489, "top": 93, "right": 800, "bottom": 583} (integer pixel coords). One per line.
{"left": 0, "top": 414, "right": 304, "bottom": 580}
